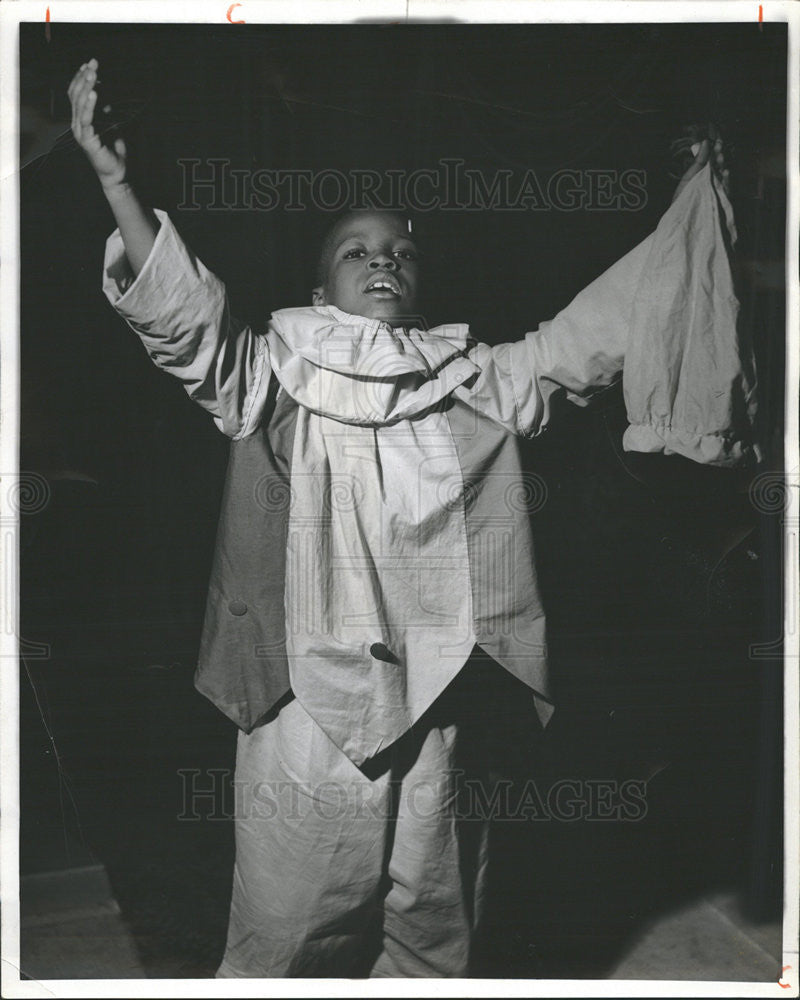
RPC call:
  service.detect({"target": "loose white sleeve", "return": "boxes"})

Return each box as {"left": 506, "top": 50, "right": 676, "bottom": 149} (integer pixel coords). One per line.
{"left": 102, "top": 209, "right": 271, "bottom": 439}
{"left": 461, "top": 164, "right": 758, "bottom": 466}
{"left": 621, "top": 163, "right": 758, "bottom": 466}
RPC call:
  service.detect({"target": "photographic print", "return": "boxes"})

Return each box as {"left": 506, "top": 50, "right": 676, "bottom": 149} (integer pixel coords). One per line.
{"left": 2, "top": 3, "right": 797, "bottom": 994}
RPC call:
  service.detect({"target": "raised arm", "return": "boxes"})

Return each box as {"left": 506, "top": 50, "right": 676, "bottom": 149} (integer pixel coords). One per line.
{"left": 69, "top": 59, "right": 158, "bottom": 275}
{"left": 457, "top": 132, "right": 757, "bottom": 467}
{"left": 69, "top": 59, "right": 272, "bottom": 439}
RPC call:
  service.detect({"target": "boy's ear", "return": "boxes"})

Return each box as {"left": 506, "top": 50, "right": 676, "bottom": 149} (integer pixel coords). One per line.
{"left": 312, "top": 286, "right": 326, "bottom": 306}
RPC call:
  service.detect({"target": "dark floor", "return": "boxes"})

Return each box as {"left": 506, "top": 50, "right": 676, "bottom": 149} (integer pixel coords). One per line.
{"left": 19, "top": 868, "right": 783, "bottom": 983}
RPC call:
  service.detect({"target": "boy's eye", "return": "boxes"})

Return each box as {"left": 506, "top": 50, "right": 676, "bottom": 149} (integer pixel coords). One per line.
{"left": 342, "top": 248, "right": 366, "bottom": 260}
{"left": 394, "top": 249, "right": 418, "bottom": 261}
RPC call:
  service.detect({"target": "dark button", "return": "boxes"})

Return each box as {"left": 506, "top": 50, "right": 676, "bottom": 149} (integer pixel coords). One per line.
{"left": 370, "top": 642, "right": 399, "bottom": 664}
{"left": 228, "top": 600, "right": 248, "bottom": 616}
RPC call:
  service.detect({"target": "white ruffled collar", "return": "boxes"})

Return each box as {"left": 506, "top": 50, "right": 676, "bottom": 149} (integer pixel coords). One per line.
{"left": 269, "top": 305, "right": 472, "bottom": 376}
{"left": 265, "top": 306, "right": 480, "bottom": 425}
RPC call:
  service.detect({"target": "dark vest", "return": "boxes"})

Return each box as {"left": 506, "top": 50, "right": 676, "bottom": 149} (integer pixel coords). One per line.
{"left": 194, "top": 389, "right": 552, "bottom": 733}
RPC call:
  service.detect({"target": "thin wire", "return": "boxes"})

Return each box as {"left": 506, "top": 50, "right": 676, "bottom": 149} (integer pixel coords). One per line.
{"left": 22, "top": 655, "right": 89, "bottom": 862}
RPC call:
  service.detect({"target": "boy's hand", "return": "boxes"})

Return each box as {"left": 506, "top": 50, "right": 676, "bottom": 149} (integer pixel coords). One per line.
{"left": 68, "top": 59, "right": 127, "bottom": 190}
{"left": 68, "top": 58, "right": 157, "bottom": 274}
{"left": 670, "top": 123, "right": 730, "bottom": 203}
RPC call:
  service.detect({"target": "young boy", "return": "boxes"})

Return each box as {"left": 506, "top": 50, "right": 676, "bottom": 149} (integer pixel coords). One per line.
{"left": 69, "top": 58, "right": 752, "bottom": 978}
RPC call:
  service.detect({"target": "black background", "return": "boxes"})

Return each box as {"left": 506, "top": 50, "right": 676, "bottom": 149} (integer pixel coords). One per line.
{"left": 19, "top": 21, "right": 786, "bottom": 978}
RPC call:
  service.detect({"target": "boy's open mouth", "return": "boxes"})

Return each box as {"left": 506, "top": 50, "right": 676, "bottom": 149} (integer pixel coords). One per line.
{"left": 364, "top": 273, "right": 402, "bottom": 298}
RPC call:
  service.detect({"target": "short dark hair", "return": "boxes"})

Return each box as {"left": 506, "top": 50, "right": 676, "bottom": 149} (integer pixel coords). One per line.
{"left": 314, "top": 208, "right": 416, "bottom": 288}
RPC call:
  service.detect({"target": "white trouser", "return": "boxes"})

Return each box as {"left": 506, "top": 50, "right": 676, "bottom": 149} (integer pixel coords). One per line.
{"left": 216, "top": 657, "right": 512, "bottom": 978}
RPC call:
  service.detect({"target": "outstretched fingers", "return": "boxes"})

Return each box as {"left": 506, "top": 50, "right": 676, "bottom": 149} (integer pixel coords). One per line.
{"left": 67, "top": 58, "right": 127, "bottom": 188}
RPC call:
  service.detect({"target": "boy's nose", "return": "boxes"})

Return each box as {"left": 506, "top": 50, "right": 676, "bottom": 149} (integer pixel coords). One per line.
{"left": 368, "top": 253, "right": 397, "bottom": 270}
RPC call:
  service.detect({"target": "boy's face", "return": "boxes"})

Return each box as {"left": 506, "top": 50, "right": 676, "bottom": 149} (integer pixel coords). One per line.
{"left": 312, "top": 213, "right": 420, "bottom": 324}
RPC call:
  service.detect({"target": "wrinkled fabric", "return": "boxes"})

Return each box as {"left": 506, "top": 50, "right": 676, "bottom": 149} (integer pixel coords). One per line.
{"left": 217, "top": 656, "right": 505, "bottom": 978}
{"left": 103, "top": 210, "right": 271, "bottom": 439}
{"left": 267, "top": 306, "right": 478, "bottom": 423}
{"left": 283, "top": 405, "right": 476, "bottom": 764}
{"left": 266, "top": 312, "right": 475, "bottom": 762}
{"left": 622, "top": 162, "right": 758, "bottom": 465}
